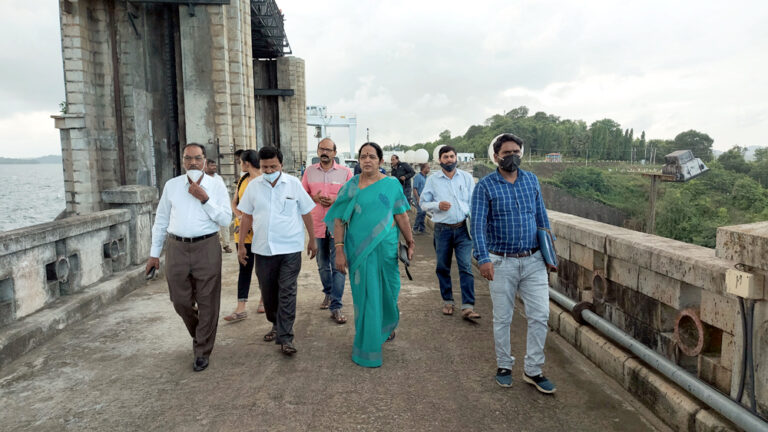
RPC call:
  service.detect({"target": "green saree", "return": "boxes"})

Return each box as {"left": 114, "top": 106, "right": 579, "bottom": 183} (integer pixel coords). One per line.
{"left": 324, "top": 176, "right": 410, "bottom": 367}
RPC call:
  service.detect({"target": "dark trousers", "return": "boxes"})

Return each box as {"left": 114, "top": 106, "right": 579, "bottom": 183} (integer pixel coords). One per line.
{"left": 413, "top": 202, "right": 426, "bottom": 232}
{"left": 255, "top": 252, "right": 302, "bottom": 344}
{"left": 237, "top": 243, "right": 255, "bottom": 301}
{"left": 433, "top": 223, "right": 475, "bottom": 307}
{"left": 165, "top": 234, "right": 222, "bottom": 358}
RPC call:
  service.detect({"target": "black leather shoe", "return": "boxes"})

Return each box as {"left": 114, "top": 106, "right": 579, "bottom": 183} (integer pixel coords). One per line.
{"left": 193, "top": 356, "right": 209, "bottom": 372}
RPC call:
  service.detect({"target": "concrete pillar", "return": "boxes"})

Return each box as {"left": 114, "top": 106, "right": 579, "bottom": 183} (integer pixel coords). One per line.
{"left": 102, "top": 185, "right": 158, "bottom": 265}
{"left": 179, "top": 8, "right": 218, "bottom": 151}
{"left": 276, "top": 56, "right": 307, "bottom": 172}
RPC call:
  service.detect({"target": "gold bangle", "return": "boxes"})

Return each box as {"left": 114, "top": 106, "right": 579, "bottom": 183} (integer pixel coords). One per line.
{"left": 334, "top": 243, "right": 344, "bottom": 247}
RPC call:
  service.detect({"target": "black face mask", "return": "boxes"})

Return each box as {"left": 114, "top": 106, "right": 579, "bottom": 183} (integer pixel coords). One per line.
{"left": 499, "top": 154, "right": 522, "bottom": 172}
{"left": 440, "top": 162, "right": 457, "bottom": 172}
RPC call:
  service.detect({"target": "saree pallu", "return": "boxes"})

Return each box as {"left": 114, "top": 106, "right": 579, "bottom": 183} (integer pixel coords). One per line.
{"left": 325, "top": 176, "right": 410, "bottom": 367}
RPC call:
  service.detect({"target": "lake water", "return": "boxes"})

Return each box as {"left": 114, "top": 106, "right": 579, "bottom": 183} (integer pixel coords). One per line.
{"left": 0, "top": 164, "right": 66, "bottom": 232}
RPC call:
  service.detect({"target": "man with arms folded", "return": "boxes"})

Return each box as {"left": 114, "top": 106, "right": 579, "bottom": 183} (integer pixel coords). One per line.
{"left": 470, "top": 133, "right": 557, "bottom": 393}
{"left": 302, "top": 138, "right": 353, "bottom": 323}
{"left": 146, "top": 143, "right": 232, "bottom": 372}
{"left": 237, "top": 146, "right": 317, "bottom": 356}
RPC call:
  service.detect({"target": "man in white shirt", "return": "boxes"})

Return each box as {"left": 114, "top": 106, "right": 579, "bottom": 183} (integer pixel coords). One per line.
{"left": 420, "top": 145, "right": 480, "bottom": 320}
{"left": 237, "top": 146, "right": 317, "bottom": 356}
{"left": 205, "top": 159, "right": 233, "bottom": 253}
{"left": 146, "top": 143, "right": 232, "bottom": 372}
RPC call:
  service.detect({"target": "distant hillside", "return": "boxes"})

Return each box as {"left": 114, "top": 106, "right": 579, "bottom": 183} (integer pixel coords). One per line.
{"left": 0, "top": 155, "right": 62, "bottom": 164}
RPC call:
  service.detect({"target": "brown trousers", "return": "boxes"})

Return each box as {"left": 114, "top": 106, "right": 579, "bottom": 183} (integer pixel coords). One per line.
{"left": 165, "top": 234, "right": 222, "bottom": 358}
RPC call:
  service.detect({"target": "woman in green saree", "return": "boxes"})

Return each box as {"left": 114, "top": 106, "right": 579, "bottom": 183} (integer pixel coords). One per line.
{"left": 325, "top": 142, "right": 415, "bottom": 368}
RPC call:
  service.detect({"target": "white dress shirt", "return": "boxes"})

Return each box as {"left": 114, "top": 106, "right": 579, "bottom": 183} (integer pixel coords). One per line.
{"left": 420, "top": 168, "right": 475, "bottom": 224}
{"left": 150, "top": 173, "right": 233, "bottom": 257}
{"left": 237, "top": 172, "right": 315, "bottom": 256}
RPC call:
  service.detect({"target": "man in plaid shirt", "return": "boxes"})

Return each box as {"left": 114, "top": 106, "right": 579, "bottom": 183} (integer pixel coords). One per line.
{"left": 470, "top": 133, "right": 556, "bottom": 394}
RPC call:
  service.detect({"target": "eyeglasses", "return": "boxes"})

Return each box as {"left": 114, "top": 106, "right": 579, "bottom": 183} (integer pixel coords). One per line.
{"left": 317, "top": 147, "right": 335, "bottom": 153}
{"left": 183, "top": 156, "right": 205, "bottom": 162}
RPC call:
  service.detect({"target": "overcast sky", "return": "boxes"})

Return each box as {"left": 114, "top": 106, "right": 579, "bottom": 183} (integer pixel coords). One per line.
{"left": 1, "top": 1, "right": 766, "bottom": 158}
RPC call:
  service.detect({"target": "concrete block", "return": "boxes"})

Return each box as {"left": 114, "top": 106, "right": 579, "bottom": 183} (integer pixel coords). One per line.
{"left": 570, "top": 242, "right": 594, "bottom": 271}
{"left": 65, "top": 70, "right": 84, "bottom": 82}
{"left": 698, "top": 353, "right": 731, "bottom": 394}
{"left": 720, "top": 332, "right": 735, "bottom": 370}
{"left": 638, "top": 268, "right": 682, "bottom": 308}
{"left": 558, "top": 310, "right": 582, "bottom": 347}
{"left": 578, "top": 326, "right": 632, "bottom": 382}
{"left": 694, "top": 410, "right": 737, "bottom": 432}
{"left": 716, "top": 221, "right": 768, "bottom": 272}
{"left": 624, "top": 358, "right": 704, "bottom": 431}
{"left": 725, "top": 268, "right": 765, "bottom": 299}
{"left": 606, "top": 232, "right": 654, "bottom": 269}
{"left": 651, "top": 246, "right": 731, "bottom": 295}
{"left": 700, "top": 290, "right": 738, "bottom": 334}
{"left": 548, "top": 301, "right": 564, "bottom": 332}
{"left": 608, "top": 257, "right": 639, "bottom": 290}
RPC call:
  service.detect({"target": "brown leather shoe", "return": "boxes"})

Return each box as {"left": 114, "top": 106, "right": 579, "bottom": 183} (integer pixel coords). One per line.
{"left": 330, "top": 309, "right": 347, "bottom": 324}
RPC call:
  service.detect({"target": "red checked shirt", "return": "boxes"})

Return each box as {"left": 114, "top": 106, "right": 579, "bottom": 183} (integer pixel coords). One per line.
{"left": 301, "top": 161, "right": 353, "bottom": 238}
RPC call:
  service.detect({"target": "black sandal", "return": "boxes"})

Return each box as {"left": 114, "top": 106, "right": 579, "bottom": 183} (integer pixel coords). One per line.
{"left": 386, "top": 331, "right": 396, "bottom": 342}
{"left": 263, "top": 330, "right": 277, "bottom": 342}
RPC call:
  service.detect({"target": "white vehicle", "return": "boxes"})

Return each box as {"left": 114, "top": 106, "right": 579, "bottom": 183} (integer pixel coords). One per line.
{"left": 661, "top": 150, "right": 709, "bottom": 181}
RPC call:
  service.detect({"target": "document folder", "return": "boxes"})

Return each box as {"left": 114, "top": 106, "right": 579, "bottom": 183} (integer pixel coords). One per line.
{"left": 537, "top": 227, "right": 558, "bottom": 272}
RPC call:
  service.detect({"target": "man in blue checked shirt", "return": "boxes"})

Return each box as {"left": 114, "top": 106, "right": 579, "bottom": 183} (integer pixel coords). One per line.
{"left": 470, "top": 133, "right": 557, "bottom": 394}
{"left": 420, "top": 145, "right": 480, "bottom": 321}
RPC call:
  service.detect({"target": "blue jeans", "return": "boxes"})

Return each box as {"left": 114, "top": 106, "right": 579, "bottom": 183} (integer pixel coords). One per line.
{"left": 433, "top": 222, "right": 474, "bottom": 308}
{"left": 413, "top": 202, "right": 426, "bottom": 232}
{"left": 315, "top": 232, "right": 345, "bottom": 311}
{"left": 488, "top": 251, "right": 549, "bottom": 375}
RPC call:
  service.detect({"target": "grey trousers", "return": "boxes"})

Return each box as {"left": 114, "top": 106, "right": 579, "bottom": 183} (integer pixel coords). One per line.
{"left": 488, "top": 251, "right": 550, "bottom": 376}
{"left": 254, "top": 252, "right": 302, "bottom": 345}
{"left": 165, "top": 234, "right": 222, "bottom": 358}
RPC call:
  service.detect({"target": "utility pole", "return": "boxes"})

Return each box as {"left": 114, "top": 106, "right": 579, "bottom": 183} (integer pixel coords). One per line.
{"left": 366, "top": 128, "right": 369, "bottom": 142}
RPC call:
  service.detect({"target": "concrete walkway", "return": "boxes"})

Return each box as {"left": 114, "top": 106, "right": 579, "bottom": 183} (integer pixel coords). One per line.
{"left": 0, "top": 229, "right": 670, "bottom": 431}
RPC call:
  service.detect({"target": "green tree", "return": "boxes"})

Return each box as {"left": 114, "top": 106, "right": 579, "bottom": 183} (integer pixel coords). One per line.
{"left": 718, "top": 146, "right": 750, "bottom": 174}
{"left": 673, "top": 130, "right": 714, "bottom": 162}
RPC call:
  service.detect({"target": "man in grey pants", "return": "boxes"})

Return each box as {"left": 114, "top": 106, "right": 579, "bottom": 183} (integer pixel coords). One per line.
{"left": 237, "top": 146, "right": 317, "bottom": 355}
{"left": 470, "top": 133, "right": 557, "bottom": 394}
{"left": 146, "top": 143, "right": 232, "bottom": 372}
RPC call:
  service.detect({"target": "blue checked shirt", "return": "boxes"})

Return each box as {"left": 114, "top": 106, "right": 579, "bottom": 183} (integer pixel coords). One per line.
{"left": 471, "top": 169, "right": 551, "bottom": 265}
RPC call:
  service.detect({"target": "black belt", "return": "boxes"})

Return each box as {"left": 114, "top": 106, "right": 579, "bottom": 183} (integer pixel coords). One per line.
{"left": 490, "top": 248, "right": 539, "bottom": 258}
{"left": 435, "top": 220, "right": 466, "bottom": 229}
{"left": 168, "top": 232, "right": 217, "bottom": 243}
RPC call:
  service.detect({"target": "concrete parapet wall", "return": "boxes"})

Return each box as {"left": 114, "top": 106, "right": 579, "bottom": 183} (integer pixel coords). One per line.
{"left": 549, "top": 211, "right": 768, "bottom": 417}
{"left": 0, "top": 210, "right": 132, "bottom": 327}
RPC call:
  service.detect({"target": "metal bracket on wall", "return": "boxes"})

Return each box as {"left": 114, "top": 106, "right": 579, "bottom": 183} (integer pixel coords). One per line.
{"left": 254, "top": 88, "right": 295, "bottom": 102}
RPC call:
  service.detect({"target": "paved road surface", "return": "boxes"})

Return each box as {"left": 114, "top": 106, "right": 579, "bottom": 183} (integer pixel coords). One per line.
{"left": 0, "top": 227, "right": 670, "bottom": 431}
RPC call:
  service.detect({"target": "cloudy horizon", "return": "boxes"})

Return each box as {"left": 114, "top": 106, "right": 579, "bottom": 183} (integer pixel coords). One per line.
{"left": 1, "top": 1, "right": 766, "bottom": 158}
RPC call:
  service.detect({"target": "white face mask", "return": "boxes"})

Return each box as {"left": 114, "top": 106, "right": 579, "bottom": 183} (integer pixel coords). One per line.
{"left": 263, "top": 171, "right": 281, "bottom": 183}
{"left": 187, "top": 169, "right": 204, "bottom": 183}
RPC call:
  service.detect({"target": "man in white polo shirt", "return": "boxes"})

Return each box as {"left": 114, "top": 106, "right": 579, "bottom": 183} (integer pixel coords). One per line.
{"left": 146, "top": 143, "right": 232, "bottom": 372}
{"left": 237, "top": 146, "right": 317, "bottom": 356}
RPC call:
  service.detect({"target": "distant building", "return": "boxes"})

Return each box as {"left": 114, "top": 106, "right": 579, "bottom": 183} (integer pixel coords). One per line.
{"left": 545, "top": 153, "right": 562, "bottom": 163}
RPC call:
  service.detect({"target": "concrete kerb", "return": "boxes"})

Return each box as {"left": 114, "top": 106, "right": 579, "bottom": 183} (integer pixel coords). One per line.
{"left": 0, "top": 261, "right": 161, "bottom": 370}
{"left": 543, "top": 289, "right": 738, "bottom": 431}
